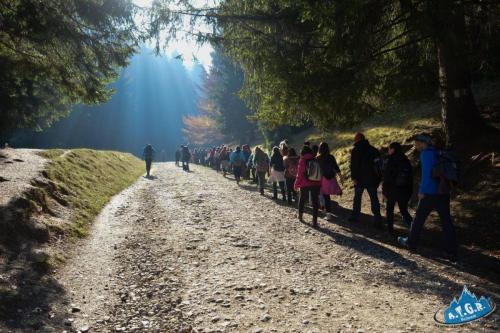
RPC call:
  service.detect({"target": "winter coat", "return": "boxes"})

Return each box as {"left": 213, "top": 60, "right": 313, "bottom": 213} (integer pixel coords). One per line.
{"left": 317, "top": 154, "right": 340, "bottom": 180}
{"left": 143, "top": 146, "right": 155, "bottom": 160}
{"left": 382, "top": 151, "right": 413, "bottom": 201}
{"left": 270, "top": 153, "right": 285, "bottom": 172}
{"left": 283, "top": 155, "right": 299, "bottom": 178}
{"left": 230, "top": 151, "right": 245, "bottom": 165}
{"left": 419, "top": 146, "right": 439, "bottom": 195}
{"left": 350, "top": 139, "right": 381, "bottom": 187}
{"left": 242, "top": 150, "right": 251, "bottom": 163}
{"left": 247, "top": 153, "right": 255, "bottom": 168}
{"left": 294, "top": 153, "right": 321, "bottom": 189}
{"left": 253, "top": 151, "right": 270, "bottom": 172}
{"left": 181, "top": 148, "right": 191, "bottom": 162}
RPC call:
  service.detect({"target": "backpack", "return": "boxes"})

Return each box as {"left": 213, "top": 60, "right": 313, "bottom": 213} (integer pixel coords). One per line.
{"left": 306, "top": 159, "right": 322, "bottom": 181}
{"left": 233, "top": 153, "right": 242, "bottom": 167}
{"left": 287, "top": 159, "right": 298, "bottom": 178}
{"left": 373, "top": 156, "right": 385, "bottom": 179}
{"left": 144, "top": 146, "right": 153, "bottom": 159}
{"left": 395, "top": 167, "right": 412, "bottom": 187}
{"left": 432, "top": 150, "right": 460, "bottom": 191}
{"left": 256, "top": 155, "right": 269, "bottom": 172}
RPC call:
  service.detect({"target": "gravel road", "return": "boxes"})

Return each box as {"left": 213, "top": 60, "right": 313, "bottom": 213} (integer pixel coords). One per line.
{"left": 0, "top": 148, "right": 46, "bottom": 206}
{"left": 44, "top": 163, "right": 500, "bottom": 332}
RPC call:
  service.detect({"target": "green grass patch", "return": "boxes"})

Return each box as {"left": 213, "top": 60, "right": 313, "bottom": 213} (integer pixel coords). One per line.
{"left": 39, "top": 149, "right": 144, "bottom": 237}
{"left": 284, "top": 100, "right": 442, "bottom": 187}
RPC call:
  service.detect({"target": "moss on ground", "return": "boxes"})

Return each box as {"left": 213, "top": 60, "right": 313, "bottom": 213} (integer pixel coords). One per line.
{"left": 39, "top": 149, "right": 144, "bottom": 237}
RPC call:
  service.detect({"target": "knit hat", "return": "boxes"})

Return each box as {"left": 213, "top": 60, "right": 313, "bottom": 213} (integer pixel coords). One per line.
{"left": 354, "top": 132, "right": 365, "bottom": 142}
{"left": 414, "top": 133, "right": 433, "bottom": 145}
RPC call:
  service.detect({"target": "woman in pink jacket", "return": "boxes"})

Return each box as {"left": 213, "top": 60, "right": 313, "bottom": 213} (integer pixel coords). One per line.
{"left": 294, "top": 145, "right": 321, "bottom": 226}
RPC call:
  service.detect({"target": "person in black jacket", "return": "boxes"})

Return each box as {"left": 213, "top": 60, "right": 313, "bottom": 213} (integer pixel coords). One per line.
{"left": 382, "top": 142, "right": 413, "bottom": 234}
{"left": 181, "top": 145, "right": 191, "bottom": 172}
{"left": 317, "top": 142, "right": 342, "bottom": 217}
{"left": 349, "top": 132, "right": 382, "bottom": 226}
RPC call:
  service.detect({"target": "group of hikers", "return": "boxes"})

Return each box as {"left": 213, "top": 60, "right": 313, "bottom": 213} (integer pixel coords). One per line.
{"left": 143, "top": 132, "right": 458, "bottom": 261}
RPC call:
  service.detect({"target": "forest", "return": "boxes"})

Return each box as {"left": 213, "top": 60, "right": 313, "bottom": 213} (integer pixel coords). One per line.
{"left": 2, "top": 0, "right": 500, "bottom": 149}
{"left": 1, "top": 2, "right": 499, "bottom": 332}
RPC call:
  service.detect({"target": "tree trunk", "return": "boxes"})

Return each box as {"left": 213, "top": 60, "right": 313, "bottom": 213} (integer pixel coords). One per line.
{"left": 431, "top": 0, "right": 484, "bottom": 147}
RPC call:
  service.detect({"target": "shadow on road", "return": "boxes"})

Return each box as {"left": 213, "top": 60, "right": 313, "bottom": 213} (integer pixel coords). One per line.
{"left": 216, "top": 168, "right": 500, "bottom": 291}
{"left": 0, "top": 198, "right": 68, "bottom": 331}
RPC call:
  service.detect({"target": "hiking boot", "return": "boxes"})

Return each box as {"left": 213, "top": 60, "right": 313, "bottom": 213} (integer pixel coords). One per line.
{"left": 443, "top": 252, "right": 458, "bottom": 263}
{"left": 398, "top": 237, "right": 415, "bottom": 252}
{"left": 403, "top": 219, "right": 412, "bottom": 228}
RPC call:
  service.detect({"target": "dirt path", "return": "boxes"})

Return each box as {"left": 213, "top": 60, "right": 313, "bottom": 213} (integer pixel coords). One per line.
{"left": 0, "top": 148, "right": 46, "bottom": 206}
{"left": 51, "top": 163, "right": 498, "bottom": 332}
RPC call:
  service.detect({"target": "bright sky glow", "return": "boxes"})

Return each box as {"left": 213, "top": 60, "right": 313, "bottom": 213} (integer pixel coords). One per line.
{"left": 134, "top": 0, "right": 214, "bottom": 69}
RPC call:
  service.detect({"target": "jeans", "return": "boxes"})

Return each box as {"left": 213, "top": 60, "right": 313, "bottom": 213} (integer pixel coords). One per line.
{"left": 251, "top": 168, "right": 257, "bottom": 183}
{"left": 257, "top": 171, "right": 267, "bottom": 194}
{"left": 386, "top": 197, "right": 412, "bottom": 231}
{"left": 408, "top": 194, "right": 456, "bottom": 255}
{"left": 285, "top": 177, "right": 297, "bottom": 203}
{"left": 352, "top": 186, "right": 381, "bottom": 222}
{"left": 145, "top": 159, "right": 152, "bottom": 176}
{"left": 233, "top": 166, "right": 242, "bottom": 182}
{"left": 273, "top": 181, "right": 286, "bottom": 199}
{"left": 299, "top": 186, "right": 320, "bottom": 224}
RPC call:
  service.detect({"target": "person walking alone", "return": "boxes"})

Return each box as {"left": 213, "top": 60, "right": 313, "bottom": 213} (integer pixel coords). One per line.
{"left": 181, "top": 146, "right": 191, "bottom": 172}
{"left": 382, "top": 142, "right": 413, "bottom": 234}
{"left": 142, "top": 144, "right": 156, "bottom": 178}
{"left": 295, "top": 145, "right": 321, "bottom": 227}
{"left": 349, "top": 132, "right": 383, "bottom": 227}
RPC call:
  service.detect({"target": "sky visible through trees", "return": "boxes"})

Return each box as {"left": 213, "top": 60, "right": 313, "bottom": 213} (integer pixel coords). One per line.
{"left": 3, "top": 0, "right": 500, "bottom": 152}
{"left": 11, "top": 48, "right": 206, "bottom": 160}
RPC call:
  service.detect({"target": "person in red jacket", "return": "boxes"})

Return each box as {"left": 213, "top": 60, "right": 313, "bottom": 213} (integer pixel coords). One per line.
{"left": 294, "top": 145, "right": 321, "bottom": 227}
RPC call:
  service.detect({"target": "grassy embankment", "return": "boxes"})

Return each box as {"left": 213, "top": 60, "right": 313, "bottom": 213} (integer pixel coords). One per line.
{"left": 39, "top": 149, "right": 144, "bottom": 237}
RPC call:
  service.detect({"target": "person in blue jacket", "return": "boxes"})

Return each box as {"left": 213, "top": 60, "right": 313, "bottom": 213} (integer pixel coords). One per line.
{"left": 230, "top": 146, "right": 246, "bottom": 184}
{"left": 398, "top": 133, "right": 457, "bottom": 261}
